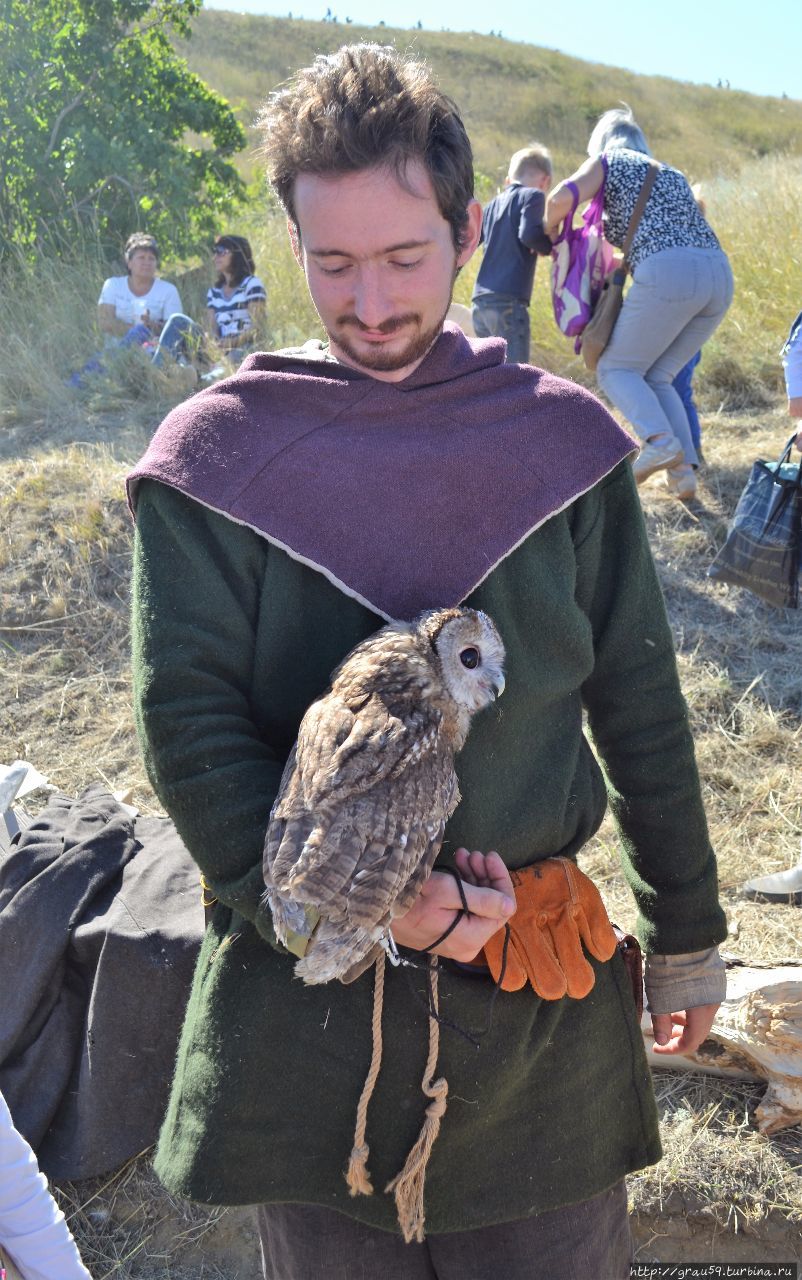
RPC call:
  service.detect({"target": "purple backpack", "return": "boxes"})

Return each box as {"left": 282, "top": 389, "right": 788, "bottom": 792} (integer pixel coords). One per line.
{"left": 551, "top": 173, "right": 614, "bottom": 351}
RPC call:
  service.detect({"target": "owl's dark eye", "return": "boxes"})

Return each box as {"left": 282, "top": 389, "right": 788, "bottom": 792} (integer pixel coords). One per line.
{"left": 459, "top": 646, "right": 480, "bottom": 670}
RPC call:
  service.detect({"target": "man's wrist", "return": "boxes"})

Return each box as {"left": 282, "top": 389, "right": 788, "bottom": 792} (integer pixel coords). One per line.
{"left": 644, "top": 946, "right": 726, "bottom": 1016}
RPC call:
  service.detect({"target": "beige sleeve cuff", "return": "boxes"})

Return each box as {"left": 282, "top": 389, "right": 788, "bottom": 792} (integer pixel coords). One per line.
{"left": 644, "top": 946, "right": 726, "bottom": 1016}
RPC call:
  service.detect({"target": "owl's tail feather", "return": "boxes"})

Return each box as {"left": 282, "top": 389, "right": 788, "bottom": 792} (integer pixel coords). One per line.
{"left": 294, "top": 921, "right": 381, "bottom": 984}
{"left": 263, "top": 888, "right": 309, "bottom": 949}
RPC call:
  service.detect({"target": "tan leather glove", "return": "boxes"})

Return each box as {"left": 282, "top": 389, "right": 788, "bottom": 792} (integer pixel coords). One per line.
{"left": 482, "top": 858, "right": 617, "bottom": 999}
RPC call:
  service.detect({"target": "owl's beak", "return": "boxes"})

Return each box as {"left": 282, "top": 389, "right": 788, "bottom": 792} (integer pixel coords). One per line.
{"left": 488, "top": 671, "right": 505, "bottom": 701}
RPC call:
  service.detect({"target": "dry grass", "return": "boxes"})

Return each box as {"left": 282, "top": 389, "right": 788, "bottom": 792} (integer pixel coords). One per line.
{"left": 1, "top": 402, "right": 800, "bottom": 1275}
{"left": 635, "top": 1074, "right": 802, "bottom": 1229}
{"left": 631, "top": 1074, "right": 801, "bottom": 1263}
{"left": 51, "top": 1153, "right": 259, "bottom": 1280}
{"left": 2, "top": 404, "right": 800, "bottom": 1272}
{"left": 580, "top": 411, "right": 802, "bottom": 975}
{"left": 0, "top": 443, "right": 155, "bottom": 807}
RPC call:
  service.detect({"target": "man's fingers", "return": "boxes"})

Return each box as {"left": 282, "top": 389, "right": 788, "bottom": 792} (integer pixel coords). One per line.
{"left": 650, "top": 1013, "right": 677, "bottom": 1049}
{"left": 438, "top": 909, "right": 511, "bottom": 962}
{"left": 423, "top": 868, "right": 514, "bottom": 919}
{"left": 454, "top": 847, "right": 483, "bottom": 886}
{"left": 462, "top": 879, "right": 515, "bottom": 919}
{"left": 482, "top": 851, "right": 515, "bottom": 899}
{"left": 452, "top": 849, "right": 515, "bottom": 904}
{"left": 651, "top": 1004, "right": 719, "bottom": 1056}
{"left": 678, "top": 1004, "right": 719, "bottom": 1051}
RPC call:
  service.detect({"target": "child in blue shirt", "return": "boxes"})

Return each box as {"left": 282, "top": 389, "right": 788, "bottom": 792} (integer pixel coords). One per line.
{"left": 471, "top": 144, "right": 553, "bottom": 364}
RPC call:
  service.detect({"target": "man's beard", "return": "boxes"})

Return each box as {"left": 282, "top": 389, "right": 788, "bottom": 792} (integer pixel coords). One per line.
{"left": 330, "top": 307, "right": 447, "bottom": 373}
{"left": 329, "top": 297, "right": 453, "bottom": 374}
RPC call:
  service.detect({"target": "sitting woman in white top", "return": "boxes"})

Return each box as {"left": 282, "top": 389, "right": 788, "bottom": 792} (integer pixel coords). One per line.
{"left": 205, "top": 234, "right": 267, "bottom": 358}
{"left": 97, "top": 232, "right": 182, "bottom": 350}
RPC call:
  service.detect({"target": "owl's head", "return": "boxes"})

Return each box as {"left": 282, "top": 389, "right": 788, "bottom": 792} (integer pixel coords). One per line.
{"left": 416, "top": 607, "right": 506, "bottom": 717}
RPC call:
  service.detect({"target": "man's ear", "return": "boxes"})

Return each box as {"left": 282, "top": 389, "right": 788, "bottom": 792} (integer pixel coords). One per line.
{"left": 287, "top": 218, "right": 303, "bottom": 267}
{"left": 456, "top": 199, "right": 483, "bottom": 269}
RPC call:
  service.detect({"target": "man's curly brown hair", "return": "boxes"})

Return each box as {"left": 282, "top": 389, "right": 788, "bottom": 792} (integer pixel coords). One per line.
{"left": 259, "top": 44, "right": 474, "bottom": 253}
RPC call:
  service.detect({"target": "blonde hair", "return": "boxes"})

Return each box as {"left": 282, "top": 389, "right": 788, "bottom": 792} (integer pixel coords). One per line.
{"left": 508, "top": 143, "right": 552, "bottom": 184}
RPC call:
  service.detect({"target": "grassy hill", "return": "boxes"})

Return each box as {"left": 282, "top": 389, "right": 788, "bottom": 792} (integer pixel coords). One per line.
{"left": 167, "top": 8, "right": 802, "bottom": 398}
{"left": 176, "top": 8, "right": 802, "bottom": 186}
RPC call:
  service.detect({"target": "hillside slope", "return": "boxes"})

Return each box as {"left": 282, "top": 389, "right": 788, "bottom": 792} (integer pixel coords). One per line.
{"left": 176, "top": 9, "right": 802, "bottom": 182}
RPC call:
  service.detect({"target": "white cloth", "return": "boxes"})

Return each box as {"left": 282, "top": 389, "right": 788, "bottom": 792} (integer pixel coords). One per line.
{"left": 0, "top": 1091, "right": 91, "bottom": 1280}
{"left": 98, "top": 275, "right": 182, "bottom": 326}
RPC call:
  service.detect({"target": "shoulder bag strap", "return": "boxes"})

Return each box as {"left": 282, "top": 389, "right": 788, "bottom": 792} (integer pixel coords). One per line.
{"left": 621, "top": 159, "right": 660, "bottom": 269}
{"left": 778, "top": 432, "right": 802, "bottom": 489}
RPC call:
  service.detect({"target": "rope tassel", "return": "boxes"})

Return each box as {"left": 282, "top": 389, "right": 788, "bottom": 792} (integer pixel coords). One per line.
{"left": 345, "top": 951, "right": 450, "bottom": 1241}
{"left": 345, "top": 949, "right": 386, "bottom": 1197}
{"left": 385, "top": 956, "right": 448, "bottom": 1244}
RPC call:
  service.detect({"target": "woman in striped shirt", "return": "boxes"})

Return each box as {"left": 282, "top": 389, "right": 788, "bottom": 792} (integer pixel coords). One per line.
{"left": 206, "top": 235, "right": 267, "bottom": 357}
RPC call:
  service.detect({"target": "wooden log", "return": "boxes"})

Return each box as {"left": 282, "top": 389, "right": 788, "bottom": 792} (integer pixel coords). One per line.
{"left": 641, "top": 962, "right": 802, "bottom": 1134}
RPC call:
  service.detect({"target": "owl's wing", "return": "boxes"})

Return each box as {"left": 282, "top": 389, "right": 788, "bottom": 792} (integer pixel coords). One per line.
{"left": 338, "top": 750, "right": 460, "bottom": 929}
{"left": 295, "top": 690, "right": 440, "bottom": 808}
{"left": 265, "top": 691, "right": 443, "bottom": 898}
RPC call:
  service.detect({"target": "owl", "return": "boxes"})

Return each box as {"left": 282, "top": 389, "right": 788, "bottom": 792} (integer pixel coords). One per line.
{"left": 262, "top": 607, "right": 506, "bottom": 984}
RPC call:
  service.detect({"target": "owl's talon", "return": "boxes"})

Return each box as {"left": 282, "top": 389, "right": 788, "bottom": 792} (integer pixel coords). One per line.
{"left": 382, "top": 931, "right": 402, "bottom": 966}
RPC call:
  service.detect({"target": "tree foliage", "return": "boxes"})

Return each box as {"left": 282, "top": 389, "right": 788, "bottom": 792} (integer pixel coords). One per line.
{"left": 0, "top": 0, "right": 247, "bottom": 261}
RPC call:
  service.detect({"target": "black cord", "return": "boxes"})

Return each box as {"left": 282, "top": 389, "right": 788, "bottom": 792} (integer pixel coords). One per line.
{"left": 391, "top": 865, "right": 512, "bottom": 1049}
{"left": 425, "top": 864, "right": 469, "bottom": 949}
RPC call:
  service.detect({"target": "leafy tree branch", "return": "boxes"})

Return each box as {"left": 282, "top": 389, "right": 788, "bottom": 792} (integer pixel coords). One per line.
{"left": 0, "top": 0, "right": 247, "bottom": 261}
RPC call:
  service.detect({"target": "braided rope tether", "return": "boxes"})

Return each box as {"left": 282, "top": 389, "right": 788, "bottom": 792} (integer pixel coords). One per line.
{"left": 385, "top": 955, "right": 449, "bottom": 1243}
{"left": 345, "top": 949, "right": 386, "bottom": 1197}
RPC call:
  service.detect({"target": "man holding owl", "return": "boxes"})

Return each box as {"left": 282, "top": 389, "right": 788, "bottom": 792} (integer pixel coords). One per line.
{"left": 129, "top": 42, "right": 727, "bottom": 1280}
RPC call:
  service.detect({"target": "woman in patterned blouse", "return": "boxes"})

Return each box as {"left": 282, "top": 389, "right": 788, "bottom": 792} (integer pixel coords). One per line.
{"left": 545, "top": 106, "right": 733, "bottom": 502}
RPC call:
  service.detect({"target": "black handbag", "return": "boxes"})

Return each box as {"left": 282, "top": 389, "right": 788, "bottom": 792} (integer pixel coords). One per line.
{"left": 707, "top": 433, "right": 802, "bottom": 609}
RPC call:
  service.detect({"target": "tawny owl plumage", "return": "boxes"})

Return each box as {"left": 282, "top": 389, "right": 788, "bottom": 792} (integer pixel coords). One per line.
{"left": 263, "top": 607, "right": 505, "bottom": 984}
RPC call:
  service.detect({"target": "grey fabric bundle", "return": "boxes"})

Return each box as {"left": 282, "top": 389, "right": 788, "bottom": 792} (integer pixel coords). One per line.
{"left": 0, "top": 785, "right": 203, "bottom": 1180}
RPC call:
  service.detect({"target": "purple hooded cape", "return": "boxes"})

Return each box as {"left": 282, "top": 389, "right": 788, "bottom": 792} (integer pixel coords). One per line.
{"left": 127, "top": 325, "right": 636, "bottom": 621}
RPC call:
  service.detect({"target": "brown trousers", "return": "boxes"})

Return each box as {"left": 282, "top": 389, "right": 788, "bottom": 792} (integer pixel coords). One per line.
{"left": 256, "top": 1180, "right": 632, "bottom": 1280}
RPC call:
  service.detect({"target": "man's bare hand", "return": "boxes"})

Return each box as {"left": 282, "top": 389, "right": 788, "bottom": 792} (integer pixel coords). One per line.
{"left": 391, "top": 849, "right": 515, "bottom": 962}
{"left": 650, "top": 1003, "right": 719, "bottom": 1056}
{"left": 453, "top": 848, "right": 513, "bottom": 894}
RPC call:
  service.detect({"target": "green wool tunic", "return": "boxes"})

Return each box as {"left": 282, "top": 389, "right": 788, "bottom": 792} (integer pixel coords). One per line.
{"left": 131, "top": 460, "right": 727, "bottom": 1232}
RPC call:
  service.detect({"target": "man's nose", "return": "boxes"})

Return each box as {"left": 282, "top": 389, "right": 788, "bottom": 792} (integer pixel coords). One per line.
{"left": 352, "top": 268, "right": 392, "bottom": 329}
